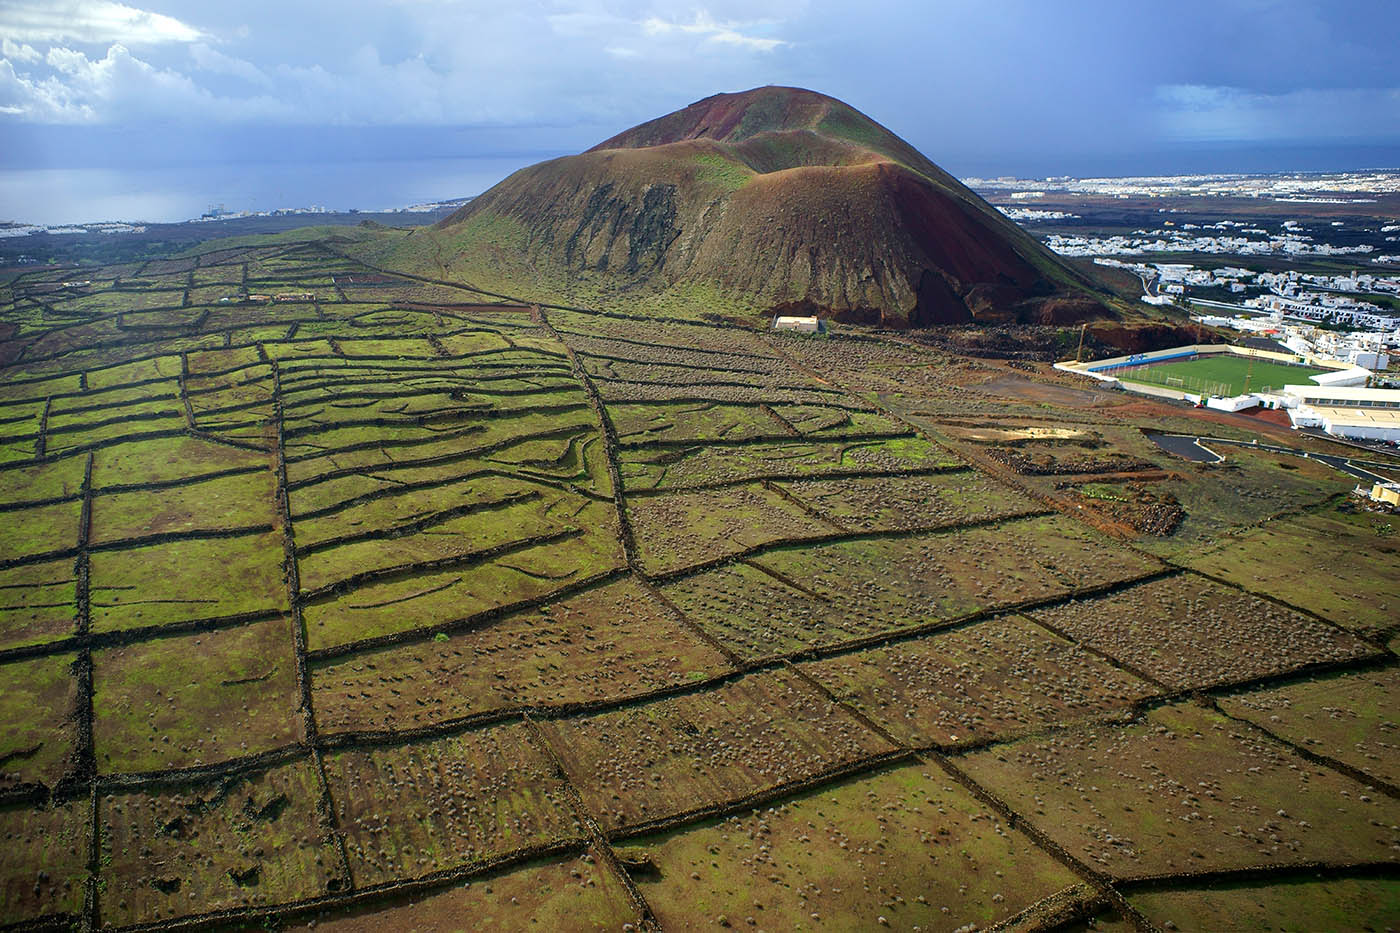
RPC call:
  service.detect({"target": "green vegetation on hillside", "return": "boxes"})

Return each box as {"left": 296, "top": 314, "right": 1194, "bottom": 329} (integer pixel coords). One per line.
{"left": 691, "top": 152, "right": 753, "bottom": 191}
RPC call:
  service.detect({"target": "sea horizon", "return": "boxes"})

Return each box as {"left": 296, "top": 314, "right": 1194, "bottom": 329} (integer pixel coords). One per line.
{"left": 4, "top": 136, "right": 1400, "bottom": 228}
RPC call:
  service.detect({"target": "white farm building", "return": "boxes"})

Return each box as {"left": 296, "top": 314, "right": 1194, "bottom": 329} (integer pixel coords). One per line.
{"left": 772, "top": 315, "right": 824, "bottom": 334}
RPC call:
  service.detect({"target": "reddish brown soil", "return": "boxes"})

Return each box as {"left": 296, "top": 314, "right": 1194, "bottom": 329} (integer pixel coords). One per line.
{"left": 1236, "top": 404, "right": 1293, "bottom": 427}
{"left": 1087, "top": 321, "right": 1226, "bottom": 354}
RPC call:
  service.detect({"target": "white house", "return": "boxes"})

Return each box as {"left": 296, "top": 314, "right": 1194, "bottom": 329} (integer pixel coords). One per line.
{"left": 772, "top": 315, "right": 823, "bottom": 334}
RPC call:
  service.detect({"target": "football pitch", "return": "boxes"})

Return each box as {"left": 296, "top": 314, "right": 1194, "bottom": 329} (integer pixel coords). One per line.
{"left": 1114, "top": 354, "right": 1329, "bottom": 397}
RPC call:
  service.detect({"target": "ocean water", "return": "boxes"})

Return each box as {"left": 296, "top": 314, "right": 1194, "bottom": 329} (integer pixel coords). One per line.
{"left": 5, "top": 140, "right": 1396, "bottom": 229}
{"left": 0, "top": 156, "right": 540, "bottom": 227}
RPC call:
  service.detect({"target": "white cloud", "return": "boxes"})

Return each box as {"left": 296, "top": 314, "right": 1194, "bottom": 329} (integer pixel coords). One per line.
{"left": 2, "top": 43, "right": 288, "bottom": 122}
{"left": 46, "top": 46, "right": 91, "bottom": 75}
{"left": 0, "top": 1, "right": 204, "bottom": 45}
{"left": 2, "top": 38, "right": 43, "bottom": 63}
{"left": 0, "top": 2, "right": 799, "bottom": 128}
{"left": 642, "top": 11, "right": 786, "bottom": 52}
{"left": 189, "top": 42, "right": 270, "bottom": 88}
{"left": 0, "top": 56, "right": 93, "bottom": 121}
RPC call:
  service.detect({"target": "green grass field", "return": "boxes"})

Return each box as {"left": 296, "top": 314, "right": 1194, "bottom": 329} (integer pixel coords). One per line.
{"left": 1114, "top": 354, "right": 1328, "bottom": 396}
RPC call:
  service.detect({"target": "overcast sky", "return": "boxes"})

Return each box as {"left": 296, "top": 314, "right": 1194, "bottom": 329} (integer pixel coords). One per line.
{"left": 2, "top": 0, "right": 1399, "bottom": 188}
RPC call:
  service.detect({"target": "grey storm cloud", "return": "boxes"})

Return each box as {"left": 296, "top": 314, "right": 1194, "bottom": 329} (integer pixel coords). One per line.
{"left": 1, "top": 0, "right": 1398, "bottom": 174}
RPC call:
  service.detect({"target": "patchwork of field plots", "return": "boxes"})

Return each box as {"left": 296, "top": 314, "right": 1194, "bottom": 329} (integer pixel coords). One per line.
{"left": 311, "top": 578, "right": 733, "bottom": 734}
{"left": 534, "top": 668, "right": 896, "bottom": 832}
{"left": 959, "top": 703, "right": 1400, "bottom": 878}
{"left": 801, "top": 613, "right": 1157, "bottom": 748}
{"left": 1123, "top": 874, "right": 1400, "bottom": 931}
{"left": 1179, "top": 503, "right": 1400, "bottom": 639}
{"left": 660, "top": 514, "right": 1161, "bottom": 660}
{"left": 1218, "top": 666, "right": 1400, "bottom": 790}
{"left": 0, "top": 243, "right": 1396, "bottom": 930}
{"left": 322, "top": 723, "right": 581, "bottom": 888}
{"left": 1027, "top": 572, "right": 1376, "bottom": 691}
{"left": 624, "top": 761, "right": 1082, "bottom": 931}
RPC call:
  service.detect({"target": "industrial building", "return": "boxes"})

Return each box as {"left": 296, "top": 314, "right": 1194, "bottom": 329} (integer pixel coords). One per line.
{"left": 1279, "top": 385, "right": 1400, "bottom": 441}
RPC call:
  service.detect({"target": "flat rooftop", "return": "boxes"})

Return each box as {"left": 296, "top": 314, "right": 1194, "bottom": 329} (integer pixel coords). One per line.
{"left": 1312, "top": 406, "right": 1400, "bottom": 428}
{"left": 1287, "top": 384, "right": 1400, "bottom": 402}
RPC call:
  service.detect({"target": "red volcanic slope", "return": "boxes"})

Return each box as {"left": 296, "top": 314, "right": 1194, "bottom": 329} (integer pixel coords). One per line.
{"left": 437, "top": 86, "right": 1107, "bottom": 325}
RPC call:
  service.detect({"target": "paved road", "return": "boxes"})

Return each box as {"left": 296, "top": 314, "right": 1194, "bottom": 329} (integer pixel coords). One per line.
{"left": 1309, "top": 453, "right": 1393, "bottom": 485}
{"left": 1145, "top": 432, "right": 1223, "bottom": 463}
{"left": 1151, "top": 432, "right": 1397, "bottom": 484}
{"left": 1295, "top": 427, "right": 1400, "bottom": 462}
{"left": 1208, "top": 436, "right": 1394, "bottom": 485}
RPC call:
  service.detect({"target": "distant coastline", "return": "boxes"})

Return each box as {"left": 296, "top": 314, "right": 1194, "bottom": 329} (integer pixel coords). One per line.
{"left": 0, "top": 196, "right": 473, "bottom": 240}
{"left": 0, "top": 154, "right": 529, "bottom": 228}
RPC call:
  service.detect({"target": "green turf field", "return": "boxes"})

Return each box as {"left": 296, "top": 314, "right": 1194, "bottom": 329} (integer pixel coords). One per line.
{"left": 1114, "top": 354, "right": 1329, "bottom": 397}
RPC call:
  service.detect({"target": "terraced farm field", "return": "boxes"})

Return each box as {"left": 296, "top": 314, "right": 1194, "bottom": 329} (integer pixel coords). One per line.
{"left": 0, "top": 237, "right": 1397, "bottom": 931}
